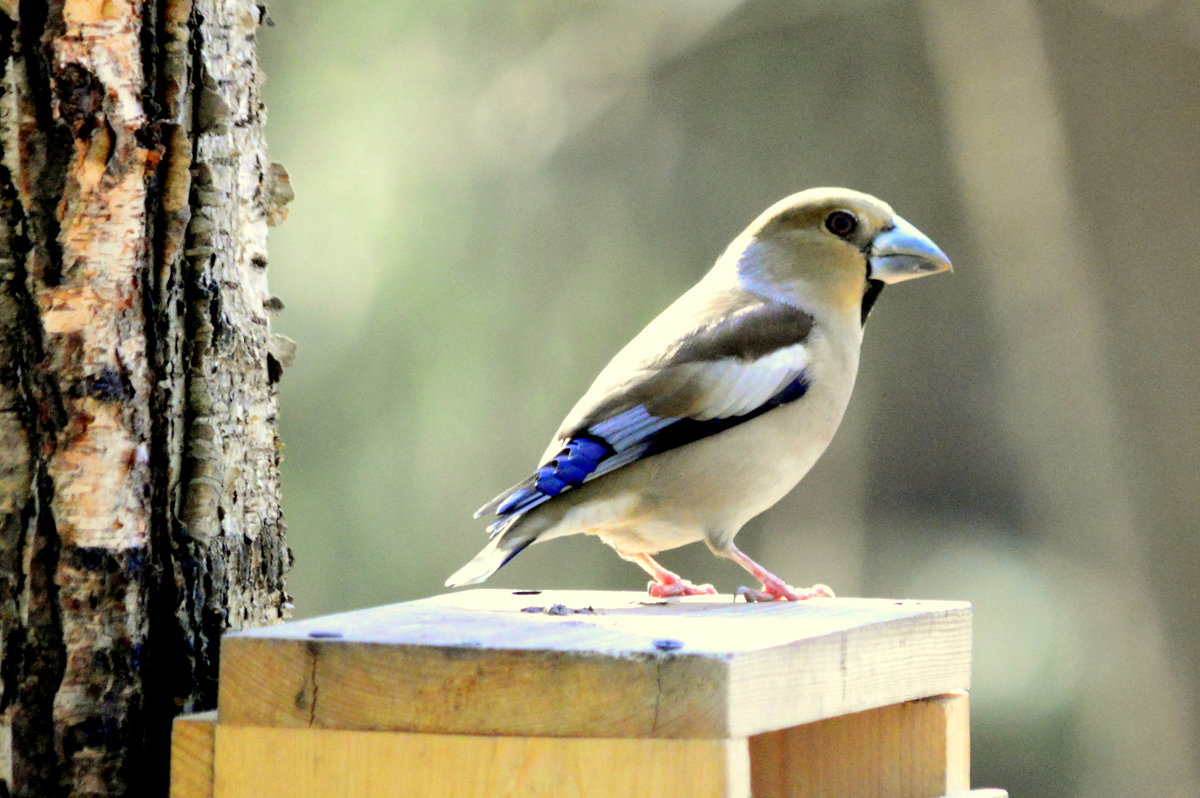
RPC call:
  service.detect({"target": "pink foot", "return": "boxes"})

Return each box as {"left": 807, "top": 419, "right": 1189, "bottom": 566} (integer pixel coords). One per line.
{"left": 736, "top": 582, "right": 834, "bottom": 602}
{"left": 622, "top": 552, "right": 717, "bottom": 598}
{"left": 648, "top": 579, "right": 717, "bottom": 598}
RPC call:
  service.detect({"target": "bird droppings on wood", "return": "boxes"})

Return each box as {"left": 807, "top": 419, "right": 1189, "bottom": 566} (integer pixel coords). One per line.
{"left": 520, "top": 604, "right": 597, "bottom": 616}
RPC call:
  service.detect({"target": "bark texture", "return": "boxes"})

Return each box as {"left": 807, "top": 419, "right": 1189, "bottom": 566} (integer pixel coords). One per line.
{"left": 0, "top": 0, "right": 291, "bottom": 795}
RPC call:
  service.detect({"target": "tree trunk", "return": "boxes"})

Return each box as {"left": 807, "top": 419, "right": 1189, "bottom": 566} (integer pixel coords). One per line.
{"left": 0, "top": 0, "right": 292, "bottom": 795}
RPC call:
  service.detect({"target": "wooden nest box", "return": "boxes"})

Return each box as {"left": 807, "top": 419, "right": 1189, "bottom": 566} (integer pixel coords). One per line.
{"left": 172, "top": 589, "right": 982, "bottom": 798}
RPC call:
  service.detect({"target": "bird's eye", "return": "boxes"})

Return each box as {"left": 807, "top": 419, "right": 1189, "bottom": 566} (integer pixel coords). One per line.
{"left": 824, "top": 210, "right": 858, "bottom": 238}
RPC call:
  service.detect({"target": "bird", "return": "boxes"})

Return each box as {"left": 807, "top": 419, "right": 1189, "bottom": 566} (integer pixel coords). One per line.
{"left": 446, "top": 188, "right": 951, "bottom": 601}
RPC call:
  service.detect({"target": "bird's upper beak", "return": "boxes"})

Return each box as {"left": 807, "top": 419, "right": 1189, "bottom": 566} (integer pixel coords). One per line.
{"left": 868, "top": 214, "right": 953, "bottom": 284}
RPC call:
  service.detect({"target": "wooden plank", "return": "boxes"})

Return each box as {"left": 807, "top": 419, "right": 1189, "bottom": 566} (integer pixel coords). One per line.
{"left": 727, "top": 613, "right": 972, "bottom": 736}
{"left": 170, "top": 711, "right": 217, "bottom": 798}
{"left": 212, "top": 725, "right": 750, "bottom": 798}
{"left": 219, "top": 590, "right": 971, "bottom": 738}
{"left": 748, "top": 692, "right": 970, "bottom": 798}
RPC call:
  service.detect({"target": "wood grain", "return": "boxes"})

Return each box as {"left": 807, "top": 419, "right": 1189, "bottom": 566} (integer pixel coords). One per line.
{"left": 219, "top": 590, "right": 971, "bottom": 738}
{"left": 170, "top": 711, "right": 217, "bottom": 798}
{"left": 749, "top": 692, "right": 969, "bottom": 798}
{"left": 212, "top": 726, "right": 750, "bottom": 798}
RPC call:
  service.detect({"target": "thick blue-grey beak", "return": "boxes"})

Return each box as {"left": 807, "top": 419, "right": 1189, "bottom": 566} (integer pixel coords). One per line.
{"left": 868, "top": 214, "right": 952, "bottom": 284}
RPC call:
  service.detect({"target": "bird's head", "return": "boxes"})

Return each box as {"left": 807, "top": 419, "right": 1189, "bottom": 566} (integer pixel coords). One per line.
{"left": 729, "top": 187, "right": 952, "bottom": 323}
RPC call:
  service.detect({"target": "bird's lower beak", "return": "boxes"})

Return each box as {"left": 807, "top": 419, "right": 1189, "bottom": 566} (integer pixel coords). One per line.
{"left": 868, "top": 214, "right": 952, "bottom": 284}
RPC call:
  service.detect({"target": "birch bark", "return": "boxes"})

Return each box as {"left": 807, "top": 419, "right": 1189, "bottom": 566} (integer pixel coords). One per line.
{"left": 0, "top": 0, "right": 290, "bottom": 794}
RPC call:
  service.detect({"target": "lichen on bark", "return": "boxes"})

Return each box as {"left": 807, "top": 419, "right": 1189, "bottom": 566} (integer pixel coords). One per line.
{"left": 0, "top": 0, "right": 291, "bottom": 795}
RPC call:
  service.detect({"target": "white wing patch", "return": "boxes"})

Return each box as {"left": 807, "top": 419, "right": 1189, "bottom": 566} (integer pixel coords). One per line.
{"left": 690, "top": 343, "right": 809, "bottom": 420}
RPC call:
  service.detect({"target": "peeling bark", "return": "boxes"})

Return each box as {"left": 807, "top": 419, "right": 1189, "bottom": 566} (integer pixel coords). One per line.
{"left": 0, "top": 1, "right": 290, "bottom": 795}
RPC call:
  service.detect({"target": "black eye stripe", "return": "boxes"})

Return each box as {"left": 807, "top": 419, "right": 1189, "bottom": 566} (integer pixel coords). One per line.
{"left": 824, "top": 210, "right": 858, "bottom": 238}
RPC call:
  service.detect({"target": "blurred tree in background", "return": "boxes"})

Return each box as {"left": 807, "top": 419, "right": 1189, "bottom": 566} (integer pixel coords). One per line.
{"left": 260, "top": 1, "right": 1199, "bottom": 795}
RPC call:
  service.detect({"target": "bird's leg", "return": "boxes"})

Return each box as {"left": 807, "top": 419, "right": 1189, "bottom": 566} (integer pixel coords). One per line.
{"left": 719, "top": 544, "right": 834, "bottom": 602}
{"left": 620, "top": 552, "right": 717, "bottom": 598}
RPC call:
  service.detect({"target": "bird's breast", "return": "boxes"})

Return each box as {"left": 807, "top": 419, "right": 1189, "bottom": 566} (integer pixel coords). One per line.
{"left": 613, "top": 323, "right": 861, "bottom": 548}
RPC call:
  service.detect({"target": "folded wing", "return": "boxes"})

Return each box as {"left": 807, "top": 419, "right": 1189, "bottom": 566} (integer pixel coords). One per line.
{"left": 476, "top": 294, "right": 815, "bottom": 530}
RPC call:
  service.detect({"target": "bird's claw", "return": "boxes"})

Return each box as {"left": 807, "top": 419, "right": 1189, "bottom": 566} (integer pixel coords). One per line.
{"left": 736, "top": 582, "right": 835, "bottom": 602}
{"left": 648, "top": 580, "right": 717, "bottom": 598}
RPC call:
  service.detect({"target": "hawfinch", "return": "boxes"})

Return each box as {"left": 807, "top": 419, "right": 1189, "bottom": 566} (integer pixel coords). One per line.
{"left": 447, "top": 188, "right": 951, "bottom": 601}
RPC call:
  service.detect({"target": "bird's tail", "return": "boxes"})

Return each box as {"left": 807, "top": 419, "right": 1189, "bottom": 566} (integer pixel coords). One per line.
{"left": 444, "top": 516, "right": 536, "bottom": 588}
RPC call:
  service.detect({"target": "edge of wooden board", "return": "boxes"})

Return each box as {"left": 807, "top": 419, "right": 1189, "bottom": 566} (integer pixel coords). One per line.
{"left": 218, "top": 592, "right": 971, "bottom": 738}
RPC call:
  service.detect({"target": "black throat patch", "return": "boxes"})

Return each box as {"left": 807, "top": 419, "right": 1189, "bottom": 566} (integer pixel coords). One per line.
{"left": 861, "top": 279, "right": 885, "bottom": 325}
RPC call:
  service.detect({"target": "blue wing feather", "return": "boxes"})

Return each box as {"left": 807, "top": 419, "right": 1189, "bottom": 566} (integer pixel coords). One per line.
{"left": 477, "top": 373, "right": 809, "bottom": 522}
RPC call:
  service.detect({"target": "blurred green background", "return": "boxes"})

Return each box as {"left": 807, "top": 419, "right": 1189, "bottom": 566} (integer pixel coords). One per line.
{"left": 258, "top": 1, "right": 1199, "bottom": 795}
